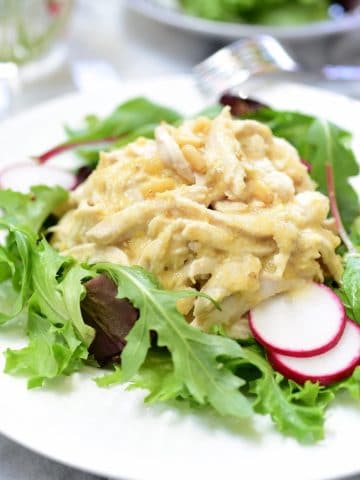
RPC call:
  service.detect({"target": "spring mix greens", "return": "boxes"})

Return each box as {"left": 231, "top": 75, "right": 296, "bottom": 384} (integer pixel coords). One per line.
{"left": 0, "top": 96, "right": 359, "bottom": 444}
{"left": 178, "top": 0, "right": 332, "bottom": 25}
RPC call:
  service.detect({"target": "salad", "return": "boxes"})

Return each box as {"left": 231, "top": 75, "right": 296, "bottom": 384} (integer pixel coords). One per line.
{"left": 0, "top": 94, "right": 359, "bottom": 445}
{"left": 178, "top": 0, "right": 355, "bottom": 25}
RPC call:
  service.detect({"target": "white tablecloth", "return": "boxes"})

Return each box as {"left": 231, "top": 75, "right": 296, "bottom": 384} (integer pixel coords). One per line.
{"left": 0, "top": 1, "right": 359, "bottom": 478}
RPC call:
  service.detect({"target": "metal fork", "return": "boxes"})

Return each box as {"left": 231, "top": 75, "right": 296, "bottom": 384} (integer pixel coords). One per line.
{"left": 194, "top": 35, "right": 360, "bottom": 97}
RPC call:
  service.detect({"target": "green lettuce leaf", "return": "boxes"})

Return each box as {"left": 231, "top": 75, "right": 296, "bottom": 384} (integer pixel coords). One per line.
{"left": 30, "top": 239, "right": 95, "bottom": 346}
{"left": 96, "top": 351, "right": 188, "bottom": 405}
{"left": 5, "top": 308, "right": 88, "bottom": 389}
{"left": 232, "top": 347, "right": 332, "bottom": 443}
{"left": 96, "top": 350, "right": 189, "bottom": 403}
{"left": 129, "top": 351, "right": 189, "bottom": 403}
{"left": 305, "top": 119, "right": 359, "bottom": 231}
{"left": 0, "top": 220, "right": 357, "bottom": 441}
{"left": 0, "top": 186, "right": 68, "bottom": 232}
{"left": 66, "top": 97, "right": 181, "bottom": 141}
{"left": 0, "top": 185, "right": 68, "bottom": 324}
{"left": 332, "top": 366, "right": 360, "bottom": 399}
{"left": 0, "top": 228, "right": 33, "bottom": 323}
{"left": 95, "top": 365, "right": 122, "bottom": 388}
{"left": 63, "top": 97, "right": 181, "bottom": 166}
{"left": 3, "top": 232, "right": 94, "bottom": 387}
{"left": 339, "top": 255, "right": 360, "bottom": 324}
{"left": 97, "top": 343, "right": 334, "bottom": 443}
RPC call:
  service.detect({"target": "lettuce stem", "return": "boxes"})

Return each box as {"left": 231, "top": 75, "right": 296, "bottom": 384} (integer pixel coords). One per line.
{"left": 326, "top": 162, "right": 356, "bottom": 254}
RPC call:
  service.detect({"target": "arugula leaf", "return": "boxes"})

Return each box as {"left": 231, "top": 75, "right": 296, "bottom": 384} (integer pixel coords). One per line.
{"left": 0, "top": 186, "right": 68, "bottom": 233}
{"left": 92, "top": 263, "right": 252, "bottom": 419}
{"left": 232, "top": 348, "right": 330, "bottom": 443}
{"left": 248, "top": 109, "right": 359, "bottom": 230}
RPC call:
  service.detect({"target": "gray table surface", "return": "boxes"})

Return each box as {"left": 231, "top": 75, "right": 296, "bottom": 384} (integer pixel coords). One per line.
{"left": 0, "top": 1, "right": 360, "bottom": 478}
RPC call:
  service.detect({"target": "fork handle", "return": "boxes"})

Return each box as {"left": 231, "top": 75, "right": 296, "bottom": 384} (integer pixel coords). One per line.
{"left": 320, "top": 65, "right": 360, "bottom": 81}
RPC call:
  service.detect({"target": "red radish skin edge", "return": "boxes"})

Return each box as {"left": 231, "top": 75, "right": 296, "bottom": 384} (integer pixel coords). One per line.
{"left": 267, "top": 319, "right": 360, "bottom": 386}
{"left": 300, "top": 158, "right": 312, "bottom": 172}
{"left": 0, "top": 163, "right": 77, "bottom": 192}
{"left": 249, "top": 284, "right": 346, "bottom": 358}
{"left": 33, "top": 136, "right": 119, "bottom": 164}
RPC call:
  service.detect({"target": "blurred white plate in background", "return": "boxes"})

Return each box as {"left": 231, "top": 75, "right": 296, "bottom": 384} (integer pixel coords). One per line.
{"left": 127, "top": 0, "right": 360, "bottom": 40}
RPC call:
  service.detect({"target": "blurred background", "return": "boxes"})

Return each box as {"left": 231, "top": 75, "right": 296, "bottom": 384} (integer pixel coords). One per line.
{"left": 0, "top": 1, "right": 359, "bottom": 479}
{"left": 0, "top": 0, "right": 359, "bottom": 121}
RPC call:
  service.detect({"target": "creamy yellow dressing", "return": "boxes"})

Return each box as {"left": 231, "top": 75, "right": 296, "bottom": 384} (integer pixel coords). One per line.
{"left": 52, "top": 108, "right": 342, "bottom": 338}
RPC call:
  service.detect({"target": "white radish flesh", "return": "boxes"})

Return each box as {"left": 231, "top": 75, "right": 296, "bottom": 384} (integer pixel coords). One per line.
{"left": 249, "top": 283, "right": 345, "bottom": 357}
{"left": 268, "top": 319, "right": 360, "bottom": 385}
{"left": 0, "top": 163, "right": 76, "bottom": 193}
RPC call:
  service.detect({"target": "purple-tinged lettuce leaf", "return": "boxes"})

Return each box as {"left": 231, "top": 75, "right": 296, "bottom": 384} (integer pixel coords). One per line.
{"left": 81, "top": 274, "right": 139, "bottom": 364}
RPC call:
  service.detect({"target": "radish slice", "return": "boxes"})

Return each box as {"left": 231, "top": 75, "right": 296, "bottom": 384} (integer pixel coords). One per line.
{"left": 249, "top": 283, "right": 346, "bottom": 357}
{"left": 268, "top": 319, "right": 360, "bottom": 386}
{"left": 0, "top": 163, "right": 76, "bottom": 193}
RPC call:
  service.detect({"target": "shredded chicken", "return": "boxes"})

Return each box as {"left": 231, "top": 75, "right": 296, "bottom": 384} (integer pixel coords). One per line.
{"left": 52, "top": 107, "right": 342, "bottom": 338}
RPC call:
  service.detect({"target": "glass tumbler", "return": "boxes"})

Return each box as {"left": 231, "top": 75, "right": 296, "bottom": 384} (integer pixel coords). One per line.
{"left": 0, "top": 0, "right": 73, "bottom": 64}
{"left": 0, "top": 0, "right": 73, "bottom": 117}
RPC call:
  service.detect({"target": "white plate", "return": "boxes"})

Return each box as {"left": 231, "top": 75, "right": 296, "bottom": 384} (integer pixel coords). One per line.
{"left": 0, "top": 75, "right": 360, "bottom": 480}
{"left": 126, "top": 0, "right": 360, "bottom": 40}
